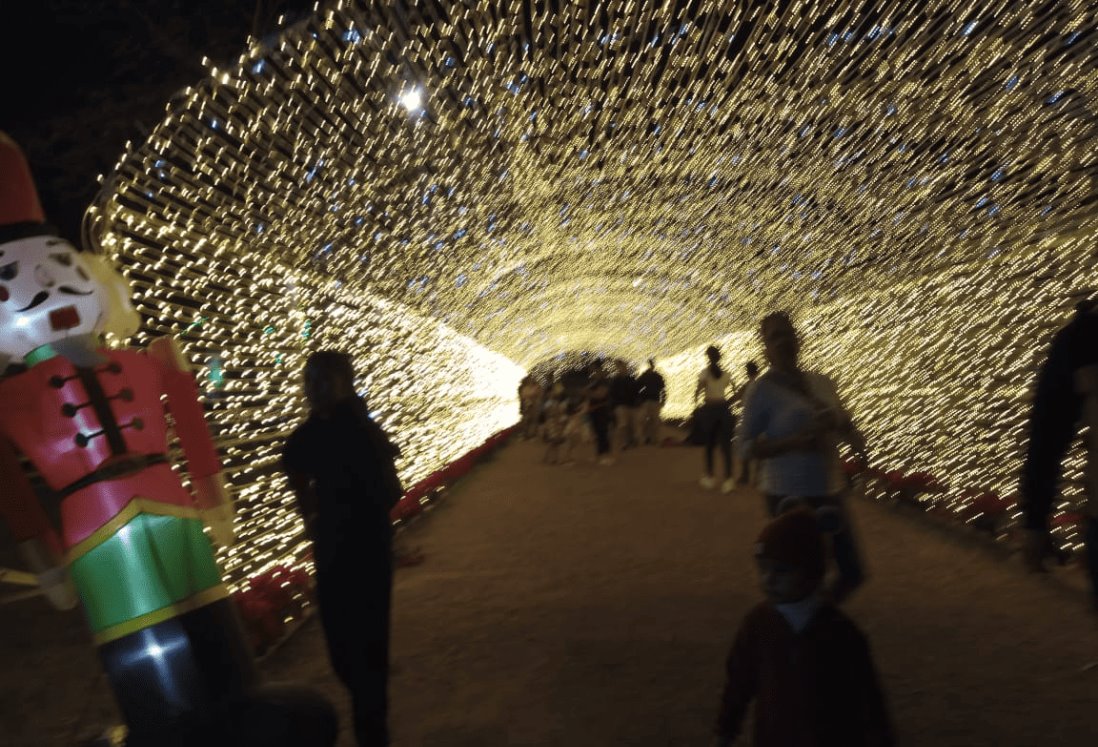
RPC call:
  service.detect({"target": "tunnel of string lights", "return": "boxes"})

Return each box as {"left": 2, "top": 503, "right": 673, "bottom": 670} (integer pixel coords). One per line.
{"left": 86, "top": 0, "right": 1098, "bottom": 585}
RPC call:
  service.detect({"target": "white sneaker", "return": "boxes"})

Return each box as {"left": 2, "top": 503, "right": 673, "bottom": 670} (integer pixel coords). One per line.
{"left": 700, "top": 476, "right": 716, "bottom": 490}
{"left": 721, "top": 479, "right": 735, "bottom": 494}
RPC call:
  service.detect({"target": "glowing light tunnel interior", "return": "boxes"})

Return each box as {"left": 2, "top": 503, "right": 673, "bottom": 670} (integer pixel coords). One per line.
{"left": 88, "top": 0, "right": 1098, "bottom": 584}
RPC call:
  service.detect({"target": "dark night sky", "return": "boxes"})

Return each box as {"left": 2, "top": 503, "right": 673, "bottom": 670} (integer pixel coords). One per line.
{"left": 1, "top": 0, "right": 795, "bottom": 242}
{"left": 1, "top": 0, "right": 315, "bottom": 242}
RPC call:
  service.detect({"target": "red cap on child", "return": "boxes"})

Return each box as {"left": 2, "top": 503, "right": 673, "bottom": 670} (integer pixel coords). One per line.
{"left": 754, "top": 508, "right": 826, "bottom": 583}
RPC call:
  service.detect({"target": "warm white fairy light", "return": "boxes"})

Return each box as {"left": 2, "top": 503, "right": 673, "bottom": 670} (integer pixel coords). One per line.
{"left": 399, "top": 87, "right": 424, "bottom": 112}
{"left": 89, "top": 0, "right": 1098, "bottom": 581}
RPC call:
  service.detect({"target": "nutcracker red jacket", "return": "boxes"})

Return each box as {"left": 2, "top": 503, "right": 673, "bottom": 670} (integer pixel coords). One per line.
{"left": 715, "top": 601, "right": 894, "bottom": 747}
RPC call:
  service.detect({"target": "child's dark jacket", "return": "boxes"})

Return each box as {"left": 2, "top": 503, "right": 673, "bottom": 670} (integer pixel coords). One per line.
{"left": 716, "top": 601, "right": 894, "bottom": 747}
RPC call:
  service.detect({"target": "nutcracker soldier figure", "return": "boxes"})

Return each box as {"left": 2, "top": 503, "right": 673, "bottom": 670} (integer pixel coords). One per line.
{"left": 0, "top": 133, "right": 336, "bottom": 745}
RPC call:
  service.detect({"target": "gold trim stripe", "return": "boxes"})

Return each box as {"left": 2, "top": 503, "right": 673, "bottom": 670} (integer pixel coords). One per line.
{"left": 67, "top": 499, "right": 201, "bottom": 564}
{"left": 92, "top": 584, "right": 230, "bottom": 645}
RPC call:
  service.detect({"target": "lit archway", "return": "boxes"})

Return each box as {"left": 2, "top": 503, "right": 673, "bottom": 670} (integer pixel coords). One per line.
{"left": 91, "top": 1, "right": 1098, "bottom": 581}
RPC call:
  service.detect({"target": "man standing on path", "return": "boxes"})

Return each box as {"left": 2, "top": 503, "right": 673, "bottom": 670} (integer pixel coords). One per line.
{"left": 519, "top": 376, "right": 544, "bottom": 439}
{"left": 283, "top": 351, "right": 404, "bottom": 745}
{"left": 732, "top": 361, "right": 761, "bottom": 485}
{"left": 637, "top": 358, "right": 667, "bottom": 445}
{"left": 585, "top": 362, "right": 615, "bottom": 465}
{"left": 610, "top": 360, "right": 641, "bottom": 451}
{"left": 1020, "top": 299, "right": 1098, "bottom": 613}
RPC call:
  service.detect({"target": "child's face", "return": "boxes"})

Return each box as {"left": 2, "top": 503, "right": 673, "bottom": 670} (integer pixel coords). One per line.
{"left": 756, "top": 556, "right": 816, "bottom": 604}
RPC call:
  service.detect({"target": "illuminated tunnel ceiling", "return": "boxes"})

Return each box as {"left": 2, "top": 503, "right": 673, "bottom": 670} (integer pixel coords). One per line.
{"left": 98, "top": 0, "right": 1098, "bottom": 365}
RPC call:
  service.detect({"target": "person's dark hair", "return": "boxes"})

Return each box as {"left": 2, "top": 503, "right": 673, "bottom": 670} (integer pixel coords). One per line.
{"left": 761, "top": 310, "right": 795, "bottom": 334}
{"left": 705, "top": 345, "right": 722, "bottom": 379}
{"left": 745, "top": 360, "right": 759, "bottom": 378}
{"left": 304, "top": 350, "right": 356, "bottom": 412}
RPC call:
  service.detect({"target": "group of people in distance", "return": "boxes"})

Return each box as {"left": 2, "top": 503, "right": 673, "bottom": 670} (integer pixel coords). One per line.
{"left": 520, "top": 358, "right": 669, "bottom": 466}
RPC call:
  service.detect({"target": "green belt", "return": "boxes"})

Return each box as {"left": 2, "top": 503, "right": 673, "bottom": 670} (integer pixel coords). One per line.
{"left": 69, "top": 512, "right": 226, "bottom": 644}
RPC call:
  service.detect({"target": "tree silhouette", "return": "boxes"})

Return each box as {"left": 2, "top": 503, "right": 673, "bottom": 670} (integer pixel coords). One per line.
{"left": 2, "top": 0, "right": 313, "bottom": 242}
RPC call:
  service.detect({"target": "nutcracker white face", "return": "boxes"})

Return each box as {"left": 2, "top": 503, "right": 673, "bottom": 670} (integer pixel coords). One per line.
{"left": 0, "top": 234, "right": 136, "bottom": 362}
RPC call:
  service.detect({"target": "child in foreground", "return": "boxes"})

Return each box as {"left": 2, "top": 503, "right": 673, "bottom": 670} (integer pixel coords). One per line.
{"left": 715, "top": 508, "right": 894, "bottom": 746}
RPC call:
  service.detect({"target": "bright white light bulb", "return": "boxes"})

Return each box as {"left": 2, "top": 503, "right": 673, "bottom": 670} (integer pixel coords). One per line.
{"left": 399, "top": 88, "right": 423, "bottom": 111}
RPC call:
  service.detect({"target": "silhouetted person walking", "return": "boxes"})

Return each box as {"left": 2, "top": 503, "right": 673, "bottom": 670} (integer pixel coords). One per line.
{"left": 1020, "top": 299, "right": 1098, "bottom": 611}
{"left": 732, "top": 361, "right": 761, "bottom": 485}
{"left": 282, "top": 351, "right": 404, "bottom": 746}
{"left": 586, "top": 363, "right": 614, "bottom": 465}
{"left": 519, "top": 376, "right": 544, "bottom": 439}
{"left": 610, "top": 360, "right": 641, "bottom": 450}
{"left": 637, "top": 358, "right": 667, "bottom": 445}
{"left": 695, "top": 345, "right": 735, "bottom": 493}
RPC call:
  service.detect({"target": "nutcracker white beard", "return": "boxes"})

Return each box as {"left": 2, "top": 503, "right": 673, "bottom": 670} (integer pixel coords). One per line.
{"left": 0, "top": 234, "right": 138, "bottom": 367}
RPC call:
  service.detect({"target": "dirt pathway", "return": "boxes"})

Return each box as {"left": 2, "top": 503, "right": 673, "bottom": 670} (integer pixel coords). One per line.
{"left": 268, "top": 435, "right": 1098, "bottom": 746}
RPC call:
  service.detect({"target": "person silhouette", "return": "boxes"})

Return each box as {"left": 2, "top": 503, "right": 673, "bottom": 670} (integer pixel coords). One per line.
{"left": 283, "top": 351, "right": 404, "bottom": 745}
{"left": 1020, "top": 298, "right": 1098, "bottom": 612}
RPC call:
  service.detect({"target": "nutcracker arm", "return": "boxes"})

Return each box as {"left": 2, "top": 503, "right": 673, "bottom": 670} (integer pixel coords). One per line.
{"left": 193, "top": 473, "right": 236, "bottom": 548}
{"left": 0, "top": 436, "right": 78, "bottom": 609}
{"left": 147, "top": 336, "right": 222, "bottom": 481}
{"left": 0, "top": 435, "right": 61, "bottom": 549}
{"left": 17, "top": 537, "right": 78, "bottom": 610}
{"left": 147, "top": 336, "right": 235, "bottom": 547}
